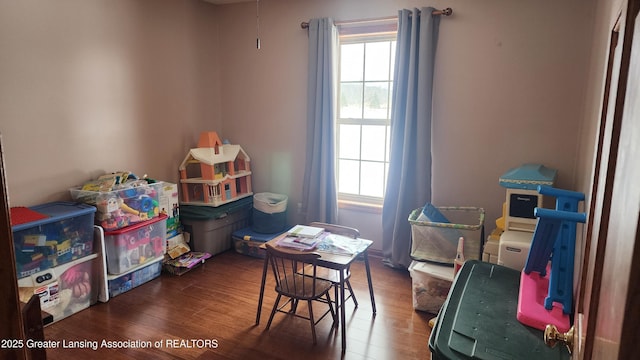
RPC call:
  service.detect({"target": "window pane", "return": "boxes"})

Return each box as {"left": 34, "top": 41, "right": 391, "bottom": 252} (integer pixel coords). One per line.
{"left": 390, "top": 41, "right": 396, "bottom": 81}
{"left": 340, "top": 83, "right": 363, "bottom": 119}
{"left": 340, "top": 43, "right": 364, "bottom": 81}
{"left": 388, "top": 81, "right": 393, "bottom": 117}
{"left": 363, "top": 82, "right": 389, "bottom": 119}
{"left": 339, "top": 124, "right": 361, "bottom": 159}
{"left": 385, "top": 125, "right": 391, "bottom": 162}
{"left": 339, "top": 159, "right": 360, "bottom": 194}
{"left": 365, "top": 42, "right": 391, "bottom": 81}
{"left": 361, "top": 125, "right": 386, "bottom": 161}
{"left": 360, "top": 161, "right": 384, "bottom": 197}
{"left": 384, "top": 162, "right": 389, "bottom": 195}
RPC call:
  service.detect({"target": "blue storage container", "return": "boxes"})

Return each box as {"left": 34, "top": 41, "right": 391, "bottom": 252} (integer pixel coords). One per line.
{"left": 12, "top": 202, "right": 96, "bottom": 279}
{"left": 232, "top": 227, "right": 285, "bottom": 258}
{"left": 107, "top": 257, "right": 163, "bottom": 298}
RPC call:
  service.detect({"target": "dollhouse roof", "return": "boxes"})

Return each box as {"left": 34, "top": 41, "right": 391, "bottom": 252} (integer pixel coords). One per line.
{"left": 179, "top": 144, "right": 250, "bottom": 170}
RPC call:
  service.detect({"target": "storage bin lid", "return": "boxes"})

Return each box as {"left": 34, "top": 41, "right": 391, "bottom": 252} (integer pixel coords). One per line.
{"left": 181, "top": 196, "right": 253, "bottom": 220}
{"left": 431, "top": 260, "right": 570, "bottom": 359}
{"left": 104, "top": 214, "right": 167, "bottom": 235}
{"left": 409, "top": 260, "right": 454, "bottom": 282}
{"left": 11, "top": 201, "right": 96, "bottom": 232}
{"left": 232, "top": 227, "right": 285, "bottom": 242}
{"left": 499, "top": 164, "right": 557, "bottom": 190}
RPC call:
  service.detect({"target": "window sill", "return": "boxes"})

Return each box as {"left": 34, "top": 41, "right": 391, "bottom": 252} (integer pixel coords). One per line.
{"left": 338, "top": 199, "right": 382, "bottom": 214}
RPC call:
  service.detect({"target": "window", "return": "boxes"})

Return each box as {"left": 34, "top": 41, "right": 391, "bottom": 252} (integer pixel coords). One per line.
{"left": 337, "top": 29, "right": 396, "bottom": 205}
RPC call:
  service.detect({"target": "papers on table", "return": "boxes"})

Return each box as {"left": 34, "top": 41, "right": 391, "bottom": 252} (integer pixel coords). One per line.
{"left": 277, "top": 225, "right": 369, "bottom": 255}
{"left": 277, "top": 232, "right": 328, "bottom": 251}
{"left": 316, "top": 234, "right": 368, "bottom": 256}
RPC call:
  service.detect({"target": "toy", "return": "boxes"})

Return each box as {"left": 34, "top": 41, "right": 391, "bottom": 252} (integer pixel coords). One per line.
{"left": 96, "top": 194, "right": 129, "bottom": 230}
{"left": 70, "top": 173, "right": 162, "bottom": 231}
{"left": 94, "top": 187, "right": 160, "bottom": 231}
{"left": 61, "top": 264, "right": 92, "bottom": 300}
{"left": 179, "top": 131, "right": 253, "bottom": 207}
{"left": 517, "top": 186, "right": 586, "bottom": 333}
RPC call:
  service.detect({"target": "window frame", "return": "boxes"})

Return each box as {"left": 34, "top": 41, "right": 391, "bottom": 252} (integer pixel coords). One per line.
{"left": 336, "top": 28, "right": 397, "bottom": 207}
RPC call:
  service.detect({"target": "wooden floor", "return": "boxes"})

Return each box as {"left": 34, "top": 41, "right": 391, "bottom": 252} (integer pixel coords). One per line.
{"left": 43, "top": 250, "right": 435, "bottom": 360}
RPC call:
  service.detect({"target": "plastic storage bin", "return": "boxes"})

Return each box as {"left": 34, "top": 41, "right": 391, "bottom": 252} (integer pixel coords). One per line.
{"left": 408, "top": 260, "right": 454, "bottom": 313}
{"left": 429, "top": 260, "right": 570, "bottom": 359}
{"left": 104, "top": 215, "right": 167, "bottom": 275}
{"left": 17, "top": 253, "right": 99, "bottom": 324}
{"left": 181, "top": 197, "right": 252, "bottom": 255}
{"left": 251, "top": 192, "right": 288, "bottom": 233}
{"left": 107, "top": 257, "right": 162, "bottom": 298}
{"left": 409, "top": 205, "right": 485, "bottom": 265}
{"left": 70, "top": 182, "right": 162, "bottom": 231}
{"left": 11, "top": 202, "right": 96, "bottom": 279}
{"left": 232, "top": 227, "right": 285, "bottom": 259}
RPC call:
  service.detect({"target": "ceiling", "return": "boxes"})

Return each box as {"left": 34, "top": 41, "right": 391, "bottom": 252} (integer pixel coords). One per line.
{"left": 203, "top": 0, "right": 253, "bottom": 4}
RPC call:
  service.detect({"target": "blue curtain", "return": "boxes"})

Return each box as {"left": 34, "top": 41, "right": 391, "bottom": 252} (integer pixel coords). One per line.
{"left": 382, "top": 8, "right": 440, "bottom": 269}
{"left": 302, "top": 18, "right": 339, "bottom": 224}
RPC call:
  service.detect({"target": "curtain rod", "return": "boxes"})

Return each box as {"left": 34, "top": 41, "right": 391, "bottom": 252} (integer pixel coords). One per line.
{"left": 300, "top": 8, "right": 452, "bottom": 29}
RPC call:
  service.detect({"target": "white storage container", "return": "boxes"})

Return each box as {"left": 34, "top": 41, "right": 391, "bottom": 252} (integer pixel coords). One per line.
{"left": 408, "top": 260, "right": 454, "bottom": 314}
{"left": 18, "top": 253, "right": 99, "bottom": 324}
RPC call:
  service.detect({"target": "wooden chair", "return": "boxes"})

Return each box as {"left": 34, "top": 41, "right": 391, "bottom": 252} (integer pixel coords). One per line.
{"left": 308, "top": 222, "right": 360, "bottom": 313}
{"left": 265, "top": 243, "right": 336, "bottom": 344}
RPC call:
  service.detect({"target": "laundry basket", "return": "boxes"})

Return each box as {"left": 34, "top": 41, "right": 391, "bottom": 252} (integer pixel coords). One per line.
{"left": 408, "top": 204, "right": 485, "bottom": 265}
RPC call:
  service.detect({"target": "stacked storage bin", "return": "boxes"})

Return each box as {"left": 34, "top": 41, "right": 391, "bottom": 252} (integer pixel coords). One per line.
{"left": 71, "top": 181, "right": 166, "bottom": 299}
{"left": 180, "top": 197, "right": 253, "bottom": 255}
{"left": 407, "top": 203, "right": 485, "bottom": 314}
{"left": 11, "top": 202, "right": 99, "bottom": 324}
{"left": 231, "top": 192, "right": 288, "bottom": 259}
{"left": 177, "top": 132, "right": 257, "bottom": 256}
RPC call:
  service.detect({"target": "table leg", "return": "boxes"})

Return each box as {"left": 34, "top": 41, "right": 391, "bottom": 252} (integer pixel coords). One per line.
{"left": 255, "top": 253, "right": 269, "bottom": 325}
{"left": 340, "top": 269, "right": 346, "bottom": 352}
{"left": 363, "top": 250, "right": 377, "bottom": 314}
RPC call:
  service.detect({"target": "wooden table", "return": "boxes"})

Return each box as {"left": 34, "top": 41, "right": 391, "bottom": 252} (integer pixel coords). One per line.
{"left": 255, "top": 232, "right": 377, "bottom": 352}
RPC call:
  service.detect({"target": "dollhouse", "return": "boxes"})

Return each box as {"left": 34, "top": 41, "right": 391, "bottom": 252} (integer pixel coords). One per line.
{"left": 179, "top": 131, "right": 253, "bottom": 207}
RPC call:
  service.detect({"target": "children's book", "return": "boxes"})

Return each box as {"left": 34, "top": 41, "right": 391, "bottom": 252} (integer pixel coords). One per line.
{"left": 163, "top": 251, "right": 211, "bottom": 276}
{"left": 286, "top": 225, "right": 325, "bottom": 239}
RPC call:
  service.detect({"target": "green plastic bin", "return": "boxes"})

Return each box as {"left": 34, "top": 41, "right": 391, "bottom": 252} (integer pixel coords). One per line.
{"left": 429, "top": 260, "right": 570, "bottom": 359}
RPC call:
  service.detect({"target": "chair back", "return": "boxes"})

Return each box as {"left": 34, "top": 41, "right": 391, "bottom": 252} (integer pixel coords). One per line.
{"left": 266, "top": 243, "right": 327, "bottom": 300}
{"left": 308, "top": 222, "right": 360, "bottom": 238}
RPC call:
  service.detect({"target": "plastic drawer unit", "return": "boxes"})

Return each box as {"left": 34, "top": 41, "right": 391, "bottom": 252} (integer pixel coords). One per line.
{"left": 429, "top": 260, "right": 570, "bottom": 360}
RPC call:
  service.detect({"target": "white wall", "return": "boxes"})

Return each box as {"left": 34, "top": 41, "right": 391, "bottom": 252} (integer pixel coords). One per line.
{"left": 0, "top": 0, "right": 599, "bottom": 253}
{"left": 216, "top": 0, "right": 596, "bottom": 250}
{"left": 0, "top": 0, "right": 221, "bottom": 205}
